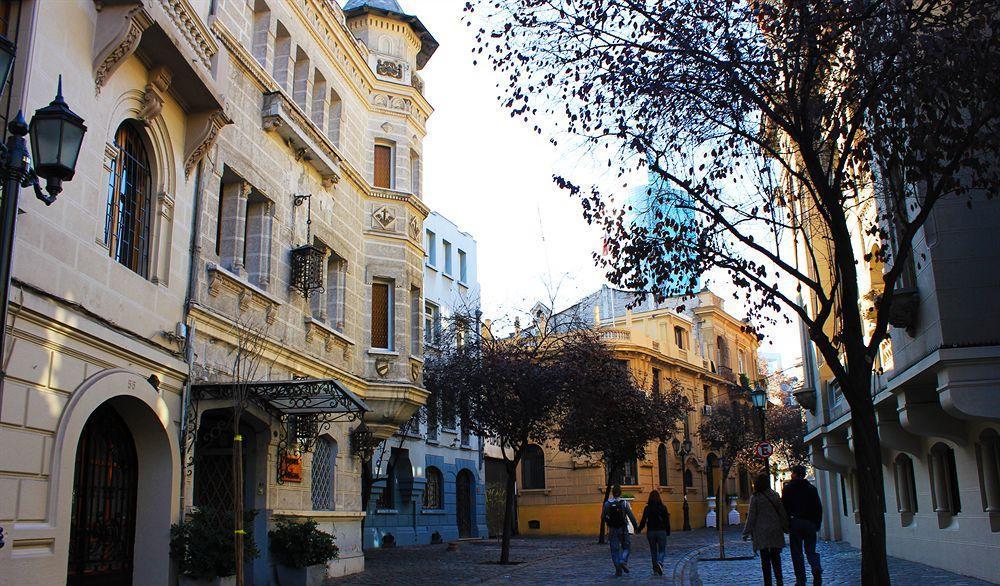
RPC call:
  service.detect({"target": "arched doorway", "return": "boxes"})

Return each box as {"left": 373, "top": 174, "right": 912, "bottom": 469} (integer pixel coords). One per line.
{"left": 68, "top": 403, "right": 139, "bottom": 586}
{"left": 456, "top": 469, "right": 474, "bottom": 538}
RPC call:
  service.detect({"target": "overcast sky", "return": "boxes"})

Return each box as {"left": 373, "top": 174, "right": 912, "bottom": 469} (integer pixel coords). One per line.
{"left": 410, "top": 1, "right": 802, "bottom": 370}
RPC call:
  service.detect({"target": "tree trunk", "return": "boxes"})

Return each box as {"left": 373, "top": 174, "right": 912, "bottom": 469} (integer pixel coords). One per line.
{"left": 846, "top": 377, "right": 891, "bottom": 585}
{"left": 598, "top": 482, "right": 612, "bottom": 544}
{"left": 500, "top": 462, "right": 517, "bottom": 564}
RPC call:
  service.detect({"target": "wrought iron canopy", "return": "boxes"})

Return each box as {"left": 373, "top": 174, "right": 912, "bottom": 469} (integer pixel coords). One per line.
{"left": 192, "top": 377, "right": 369, "bottom": 420}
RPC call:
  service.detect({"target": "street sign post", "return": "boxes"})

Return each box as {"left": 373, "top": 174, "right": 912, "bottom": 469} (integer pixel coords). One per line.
{"left": 755, "top": 441, "right": 774, "bottom": 459}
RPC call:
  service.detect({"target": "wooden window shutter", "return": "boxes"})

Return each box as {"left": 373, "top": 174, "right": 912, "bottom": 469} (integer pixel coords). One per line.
{"left": 371, "top": 282, "right": 390, "bottom": 348}
{"left": 374, "top": 144, "right": 392, "bottom": 189}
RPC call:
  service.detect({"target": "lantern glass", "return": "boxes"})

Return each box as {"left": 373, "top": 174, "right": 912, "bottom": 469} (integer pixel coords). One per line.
{"left": 671, "top": 437, "right": 681, "bottom": 454}
{"left": 682, "top": 438, "right": 692, "bottom": 454}
{"left": 28, "top": 76, "right": 87, "bottom": 184}
{"left": 751, "top": 387, "right": 767, "bottom": 409}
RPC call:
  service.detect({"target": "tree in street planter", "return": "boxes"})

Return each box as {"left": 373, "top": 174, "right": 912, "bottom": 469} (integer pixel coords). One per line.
{"left": 423, "top": 309, "right": 593, "bottom": 564}
{"left": 558, "top": 356, "right": 690, "bottom": 543}
{"left": 268, "top": 520, "right": 339, "bottom": 585}
{"left": 466, "top": 1, "right": 1000, "bottom": 582}
{"left": 170, "top": 508, "right": 260, "bottom": 585}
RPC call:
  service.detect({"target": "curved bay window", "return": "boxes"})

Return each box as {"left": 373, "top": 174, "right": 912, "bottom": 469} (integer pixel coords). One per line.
{"left": 105, "top": 122, "right": 153, "bottom": 278}
{"left": 521, "top": 445, "right": 546, "bottom": 490}
{"left": 423, "top": 466, "right": 444, "bottom": 510}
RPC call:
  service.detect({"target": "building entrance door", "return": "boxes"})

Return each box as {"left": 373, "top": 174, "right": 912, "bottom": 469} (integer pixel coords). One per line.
{"left": 456, "top": 469, "right": 474, "bottom": 538}
{"left": 67, "top": 404, "right": 138, "bottom": 586}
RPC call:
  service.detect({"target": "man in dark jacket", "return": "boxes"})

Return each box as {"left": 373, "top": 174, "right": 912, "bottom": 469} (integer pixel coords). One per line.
{"left": 782, "top": 465, "right": 823, "bottom": 585}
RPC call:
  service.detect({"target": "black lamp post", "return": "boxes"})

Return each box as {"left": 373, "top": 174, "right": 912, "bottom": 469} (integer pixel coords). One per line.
{"left": 751, "top": 382, "right": 770, "bottom": 485}
{"left": 672, "top": 435, "right": 693, "bottom": 531}
{"left": 0, "top": 39, "right": 88, "bottom": 389}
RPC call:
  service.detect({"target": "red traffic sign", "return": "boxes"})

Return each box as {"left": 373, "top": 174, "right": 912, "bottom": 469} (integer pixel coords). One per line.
{"left": 755, "top": 442, "right": 774, "bottom": 459}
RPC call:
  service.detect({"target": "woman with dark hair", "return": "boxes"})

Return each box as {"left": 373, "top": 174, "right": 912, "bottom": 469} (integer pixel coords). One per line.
{"left": 742, "top": 474, "right": 788, "bottom": 586}
{"left": 636, "top": 490, "right": 671, "bottom": 575}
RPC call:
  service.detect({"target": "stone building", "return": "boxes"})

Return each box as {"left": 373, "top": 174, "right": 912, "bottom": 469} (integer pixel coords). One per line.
{"left": 364, "top": 211, "right": 487, "bottom": 548}
{"left": 793, "top": 166, "right": 1000, "bottom": 580}
{"left": 515, "top": 287, "right": 761, "bottom": 535}
{"left": 0, "top": 0, "right": 436, "bottom": 583}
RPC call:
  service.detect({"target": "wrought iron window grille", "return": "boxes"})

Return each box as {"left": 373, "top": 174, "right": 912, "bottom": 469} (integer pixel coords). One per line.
{"left": 290, "top": 194, "right": 325, "bottom": 299}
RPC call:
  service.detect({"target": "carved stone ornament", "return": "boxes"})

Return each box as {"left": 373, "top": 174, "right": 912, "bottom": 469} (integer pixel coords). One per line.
{"left": 408, "top": 216, "right": 420, "bottom": 241}
{"left": 184, "top": 109, "right": 232, "bottom": 177}
{"left": 376, "top": 59, "right": 404, "bottom": 79}
{"left": 136, "top": 84, "right": 165, "bottom": 123}
{"left": 93, "top": 6, "right": 153, "bottom": 95}
{"left": 372, "top": 206, "right": 396, "bottom": 231}
{"left": 375, "top": 359, "right": 391, "bottom": 378}
{"left": 410, "top": 363, "right": 421, "bottom": 383}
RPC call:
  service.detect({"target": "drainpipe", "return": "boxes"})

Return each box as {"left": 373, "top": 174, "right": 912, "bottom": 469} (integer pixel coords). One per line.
{"left": 179, "top": 160, "right": 206, "bottom": 515}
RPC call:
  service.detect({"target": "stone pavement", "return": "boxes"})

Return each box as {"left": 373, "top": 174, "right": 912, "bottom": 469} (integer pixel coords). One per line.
{"left": 327, "top": 529, "right": 995, "bottom": 585}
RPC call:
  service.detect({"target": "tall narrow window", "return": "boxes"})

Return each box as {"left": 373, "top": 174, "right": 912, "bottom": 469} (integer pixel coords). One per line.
{"left": 976, "top": 430, "right": 1000, "bottom": 526}
{"left": 703, "top": 385, "right": 712, "bottom": 405}
{"left": 250, "top": 0, "right": 271, "bottom": 69}
{"left": 894, "top": 453, "right": 917, "bottom": 525}
{"left": 328, "top": 89, "right": 343, "bottom": 147}
{"left": 929, "top": 443, "right": 962, "bottom": 517}
{"left": 738, "top": 350, "right": 746, "bottom": 374}
{"left": 273, "top": 22, "right": 291, "bottom": 91}
{"left": 410, "top": 150, "right": 421, "bottom": 196}
{"left": 522, "top": 445, "right": 546, "bottom": 489}
{"left": 652, "top": 368, "right": 661, "bottom": 398}
{"left": 425, "top": 230, "right": 437, "bottom": 266}
{"left": 706, "top": 454, "right": 718, "bottom": 497}
{"left": 243, "top": 191, "right": 272, "bottom": 290}
{"left": 410, "top": 287, "right": 421, "bottom": 355}
{"left": 621, "top": 458, "right": 639, "bottom": 486}
{"left": 657, "top": 443, "right": 669, "bottom": 486}
{"left": 105, "top": 122, "right": 153, "bottom": 278}
{"left": 674, "top": 326, "right": 686, "bottom": 349}
{"left": 443, "top": 240, "right": 453, "bottom": 275}
{"left": 374, "top": 143, "right": 393, "bottom": 189}
{"left": 376, "top": 459, "right": 395, "bottom": 510}
{"left": 311, "top": 69, "right": 327, "bottom": 129}
{"left": 326, "top": 252, "right": 346, "bottom": 330}
{"left": 311, "top": 436, "right": 337, "bottom": 511}
{"left": 423, "top": 467, "right": 443, "bottom": 510}
{"left": 371, "top": 280, "right": 393, "bottom": 350}
{"left": 717, "top": 336, "right": 730, "bottom": 369}
{"left": 424, "top": 301, "right": 440, "bottom": 346}
{"left": 292, "top": 47, "right": 310, "bottom": 112}
{"left": 459, "top": 249, "right": 468, "bottom": 283}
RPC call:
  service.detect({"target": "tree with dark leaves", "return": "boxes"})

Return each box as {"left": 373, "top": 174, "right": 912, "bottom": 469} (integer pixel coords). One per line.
{"left": 466, "top": 1, "right": 1000, "bottom": 581}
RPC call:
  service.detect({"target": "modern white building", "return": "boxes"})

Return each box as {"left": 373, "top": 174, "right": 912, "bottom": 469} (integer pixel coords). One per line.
{"left": 365, "top": 211, "right": 486, "bottom": 547}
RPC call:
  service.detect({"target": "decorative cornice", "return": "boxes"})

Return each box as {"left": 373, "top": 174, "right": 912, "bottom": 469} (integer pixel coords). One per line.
{"left": 211, "top": 20, "right": 278, "bottom": 93}
{"left": 206, "top": 263, "right": 281, "bottom": 324}
{"left": 157, "top": 0, "right": 218, "bottom": 67}
{"left": 369, "top": 187, "right": 430, "bottom": 217}
{"left": 184, "top": 109, "right": 231, "bottom": 177}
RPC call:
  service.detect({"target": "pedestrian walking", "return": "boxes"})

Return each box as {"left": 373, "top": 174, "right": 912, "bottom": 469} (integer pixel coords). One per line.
{"left": 782, "top": 465, "right": 823, "bottom": 585}
{"left": 743, "top": 473, "right": 789, "bottom": 586}
{"left": 636, "top": 490, "right": 671, "bottom": 576}
{"left": 602, "top": 484, "right": 640, "bottom": 576}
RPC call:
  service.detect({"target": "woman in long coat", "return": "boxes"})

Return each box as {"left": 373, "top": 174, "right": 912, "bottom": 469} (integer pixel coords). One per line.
{"left": 743, "top": 473, "right": 789, "bottom": 586}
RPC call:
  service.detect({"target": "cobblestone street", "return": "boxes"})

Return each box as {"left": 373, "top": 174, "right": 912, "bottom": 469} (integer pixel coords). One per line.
{"left": 329, "top": 529, "right": 996, "bottom": 585}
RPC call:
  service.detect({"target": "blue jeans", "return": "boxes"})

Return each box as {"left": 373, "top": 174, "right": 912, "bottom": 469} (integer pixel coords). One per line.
{"left": 608, "top": 527, "right": 631, "bottom": 567}
{"left": 789, "top": 518, "right": 822, "bottom": 585}
{"left": 646, "top": 530, "right": 667, "bottom": 567}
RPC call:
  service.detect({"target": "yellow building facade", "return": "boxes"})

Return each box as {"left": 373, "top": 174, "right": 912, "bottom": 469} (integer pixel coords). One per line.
{"left": 515, "top": 288, "right": 760, "bottom": 535}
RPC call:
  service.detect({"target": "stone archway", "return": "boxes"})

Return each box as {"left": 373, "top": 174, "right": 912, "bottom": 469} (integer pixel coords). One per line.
{"left": 50, "top": 370, "right": 179, "bottom": 586}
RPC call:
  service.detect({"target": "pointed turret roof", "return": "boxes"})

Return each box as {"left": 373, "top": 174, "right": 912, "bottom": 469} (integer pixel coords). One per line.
{"left": 343, "top": 0, "right": 439, "bottom": 69}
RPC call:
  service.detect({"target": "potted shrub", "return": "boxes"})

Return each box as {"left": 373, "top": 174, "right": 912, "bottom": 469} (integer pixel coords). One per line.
{"left": 268, "top": 520, "right": 339, "bottom": 586}
{"left": 170, "top": 508, "right": 260, "bottom": 586}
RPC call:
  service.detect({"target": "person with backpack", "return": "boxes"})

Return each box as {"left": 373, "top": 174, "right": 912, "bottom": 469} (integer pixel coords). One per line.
{"left": 782, "top": 465, "right": 823, "bottom": 585}
{"left": 602, "top": 484, "right": 640, "bottom": 576}
{"left": 743, "top": 473, "right": 789, "bottom": 586}
{"left": 636, "top": 490, "right": 671, "bottom": 575}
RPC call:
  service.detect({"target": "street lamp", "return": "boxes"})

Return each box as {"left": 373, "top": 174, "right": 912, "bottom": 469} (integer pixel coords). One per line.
{"left": 672, "top": 435, "right": 693, "bottom": 531}
{"left": 0, "top": 60, "right": 88, "bottom": 390}
{"left": 751, "top": 383, "right": 770, "bottom": 484}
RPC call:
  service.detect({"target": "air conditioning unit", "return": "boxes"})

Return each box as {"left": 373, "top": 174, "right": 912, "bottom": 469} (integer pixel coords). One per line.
{"left": 702, "top": 405, "right": 713, "bottom": 416}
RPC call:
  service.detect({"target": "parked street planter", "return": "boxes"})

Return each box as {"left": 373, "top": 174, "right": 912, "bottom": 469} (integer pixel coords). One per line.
{"left": 275, "top": 564, "right": 328, "bottom": 586}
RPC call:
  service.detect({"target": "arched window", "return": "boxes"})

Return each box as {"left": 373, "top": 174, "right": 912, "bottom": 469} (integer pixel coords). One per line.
{"left": 657, "top": 443, "right": 669, "bottom": 486}
{"left": 423, "top": 466, "right": 443, "bottom": 510}
{"left": 706, "top": 454, "right": 719, "bottom": 497}
{"left": 976, "top": 429, "right": 1000, "bottom": 527}
{"left": 929, "top": 442, "right": 961, "bottom": 517}
{"left": 717, "top": 336, "right": 730, "bottom": 369}
{"left": 684, "top": 468, "right": 693, "bottom": 490}
{"left": 311, "top": 436, "right": 337, "bottom": 510}
{"left": 893, "top": 453, "right": 917, "bottom": 525}
{"left": 105, "top": 122, "right": 153, "bottom": 278}
{"left": 521, "top": 445, "right": 546, "bottom": 489}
